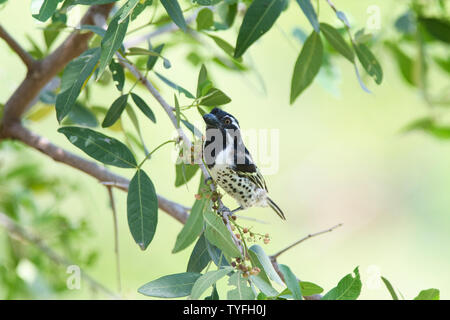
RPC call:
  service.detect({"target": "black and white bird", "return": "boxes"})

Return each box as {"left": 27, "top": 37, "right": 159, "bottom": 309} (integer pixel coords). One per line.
{"left": 202, "top": 108, "right": 285, "bottom": 220}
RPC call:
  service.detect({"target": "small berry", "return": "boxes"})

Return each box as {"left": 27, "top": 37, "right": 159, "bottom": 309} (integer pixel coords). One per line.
{"left": 231, "top": 225, "right": 236, "bottom": 231}
{"left": 231, "top": 261, "right": 236, "bottom": 268}
{"left": 242, "top": 272, "right": 249, "bottom": 278}
{"left": 236, "top": 257, "right": 241, "bottom": 263}
{"left": 265, "top": 233, "right": 269, "bottom": 238}
{"left": 250, "top": 232, "right": 254, "bottom": 237}
{"left": 243, "top": 227, "right": 249, "bottom": 233}
{"left": 194, "top": 194, "right": 202, "bottom": 200}
{"left": 231, "top": 215, "right": 237, "bottom": 221}
{"left": 263, "top": 238, "right": 270, "bottom": 244}
{"left": 235, "top": 233, "right": 241, "bottom": 239}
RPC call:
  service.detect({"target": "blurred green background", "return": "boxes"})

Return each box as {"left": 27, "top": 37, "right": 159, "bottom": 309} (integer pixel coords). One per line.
{"left": 1, "top": 0, "right": 449, "bottom": 299}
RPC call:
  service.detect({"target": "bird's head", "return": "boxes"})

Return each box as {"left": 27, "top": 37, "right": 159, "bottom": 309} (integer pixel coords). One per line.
{"left": 203, "top": 108, "right": 240, "bottom": 131}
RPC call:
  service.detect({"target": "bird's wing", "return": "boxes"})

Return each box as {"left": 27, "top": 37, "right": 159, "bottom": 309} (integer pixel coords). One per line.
{"left": 232, "top": 149, "right": 268, "bottom": 192}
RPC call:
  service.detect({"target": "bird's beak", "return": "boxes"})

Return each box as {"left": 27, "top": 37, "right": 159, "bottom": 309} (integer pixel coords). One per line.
{"left": 203, "top": 113, "right": 221, "bottom": 128}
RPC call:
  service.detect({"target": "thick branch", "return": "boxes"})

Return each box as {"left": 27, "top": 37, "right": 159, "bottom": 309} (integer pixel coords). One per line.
{"left": 0, "top": 25, "right": 35, "bottom": 70}
{"left": 0, "top": 211, "right": 119, "bottom": 299}
{"left": 4, "top": 122, "right": 189, "bottom": 224}
{"left": 1, "top": 4, "right": 114, "bottom": 128}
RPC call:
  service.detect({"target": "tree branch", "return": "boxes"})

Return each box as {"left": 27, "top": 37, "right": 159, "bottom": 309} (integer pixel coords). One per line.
{"left": 269, "top": 223, "right": 343, "bottom": 300}
{"left": 3, "top": 122, "right": 190, "bottom": 224}
{"left": 0, "top": 4, "right": 114, "bottom": 129}
{"left": 271, "top": 223, "right": 343, "bottom": 259}
{"left": 106, "top": 186, "right": 122, "bottom": 295}
{"left": 0, "top": 25, "right": 35, "bottom": 70}
{"left": 0, "top": 211, "right": 120, "bottom": 299}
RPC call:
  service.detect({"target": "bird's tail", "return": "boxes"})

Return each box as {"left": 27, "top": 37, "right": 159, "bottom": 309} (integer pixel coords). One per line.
{"left": 267, "top": 197, "right": 286, "bottom": 220}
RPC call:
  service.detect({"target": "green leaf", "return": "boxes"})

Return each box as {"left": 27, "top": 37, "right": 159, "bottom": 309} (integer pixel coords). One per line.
{"left": 58, "top": 126, "right": 137, "bottom": 168}
{"left": 174, "top": 94, "right": 181, "bottom": 127}
{"left": 290, "top": 30, "right": 323, "bottom": 104}
{"left": 234, "top": 0, "right": 286, "bottom": 58}
{"left": 172, "top": 194, "right": 207, "bottom": 253}
{"left": 414, "top": 288, "right": 440, "bottom": 300}
{"left": 419, "top": 17, "right": 450, "bottom": 44}
{"left": 204, "top": 284, "right": 220, "bottom": 300}
{"left": 194, "top": 0, "right": 222, "bottom": 5}
{"left": 102, "top": 94, "right": 128, "bottom": 128}
{"left": 249, "top": 244, "right": 283, "bottom": 285}
{"left": 44, "top": 21, "right": 65, "bottom": 49}
{"left": 131, "top": 0, "right": 153, "bottom": 20}
{"left": 160, "top": 0, "right": 187, "bottom": 32}
{"left": 403, "top": 117, "right": 450, "bottom": 140}
{"left": 118, "top": 0, "right": 140, "bottom": 23}
{"left": 300, "top": 281, "right": 323, "bottom": 296}
{"left": 74, "top": 0, "right": 119, "bottom": 4}
{"left": 65, "top": 102, "right": 98, "bottom": 128}
{"left": 381, "top": 276, "right": 399, "bottom": 300}
{"left": 384, "top": 41, "right": 416, "bottom": 86}
{"left": 78, "top": 24, "right": 106, "bottom": 37}
{"left": 131, "top": 93, "right": 156, "bottom": 123}
{"left": 190, "top": 267, "right": 233, "bottom": 299}
{"left": 354, "top": 43, "right": 383, "bottom": 85}
{"left": 320, "top": 23, "right": 354, "bottom": 63}
{"left": 204, "top": 210, "right": 241, "bottom": 259}
{"left": 197, "top": 64, "right": 209, "bottom": 97}
{"left": 322, "top": 267, "right": 362, "bottom": 300}
{"left": 227, "top": 272, "right": 255, "bottom": 300}
{"left": 277, "top": 281, "right": 323, "bottom": 298}
{"left": 249, "top": 275, "right": 279, "bottom": 296}
{"left": 395, "top": 11, "right": 416, "bottom": 35}
{"left": 138, "top": 272, "right": 202, "bottom": 298}
{"left": 33, "top": 0, "right": 58, "bottom": 22}
{"left": 199, "top": 88, "right": 231, "bottom": 106}
{"left": 187, "top": 233, "right": 211, "bottom": 273}
{"left": 56, "top": 48, "right": 101, "bottom": 122}
{"left": 127, "top": 169, "right": 158, "bottom": 250}
{"left": 247, "top": 249, "right": 271, "bottom": 284}
{"left": 295, "top": 0, "right": 319, "bottom": 33}
{"left": 155, "top": 72, "right": 195, "bottom": 99}
{"left": 279, "top": 264, "right": 302, "bottom": 300}
{"left": 197, "top": 8, "right": 214, "bottom": 31}
{"left": 175, "top": 163, "right": 200, "bottom": 187}
{"left": 205, "top": 237, "right": 230, "bottom": 268}
{"left": 146, "top": 44, "right": 165, "bottom": 70}
{"left": 217, "top": 1, "right": 237, "bottom": 29}
{"left": 109, "top": 59, "right": 125, "bottom": 91}
{"left": 97, "top": 10, "right": 130, "bottom": 80}
{"left": 206, "top": 34, "right": 242, "bottom": 62}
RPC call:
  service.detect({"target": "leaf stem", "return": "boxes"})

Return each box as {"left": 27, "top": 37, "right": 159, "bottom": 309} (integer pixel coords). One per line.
{"left": 138, "top": 139, "right": 176, "bottom": 168}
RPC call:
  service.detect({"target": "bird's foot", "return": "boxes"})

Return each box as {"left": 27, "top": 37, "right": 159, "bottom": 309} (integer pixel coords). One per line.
{"left": 231, "top": 206, "right": 243, "bottom": 214}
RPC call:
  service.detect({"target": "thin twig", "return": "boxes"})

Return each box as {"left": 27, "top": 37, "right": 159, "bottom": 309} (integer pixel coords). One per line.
{"left": 106, "top": 186, "right": 122, "bottom": 295}
{"left": 271, "top": 223, "right": 343, "bottom": 259}
{"left": 0, "top": 25, "right": 35, "bottom": 70}
{"left": 0, "top": 212, "right": 120, "bottom": 299}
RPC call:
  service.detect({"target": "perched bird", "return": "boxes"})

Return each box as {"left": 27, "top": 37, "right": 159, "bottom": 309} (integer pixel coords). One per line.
{"left": 202, "top": 108, "right": 285, "bottom": 220}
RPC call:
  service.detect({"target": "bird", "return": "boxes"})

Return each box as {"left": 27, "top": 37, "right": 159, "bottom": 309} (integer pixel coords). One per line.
{"left": 202, "top": 108, "right": 285, "bottom": 220}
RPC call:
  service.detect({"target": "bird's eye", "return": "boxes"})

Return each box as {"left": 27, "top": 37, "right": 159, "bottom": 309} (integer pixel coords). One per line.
{"left": 224, "top": 118, "right": 231, "bottom": 125}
